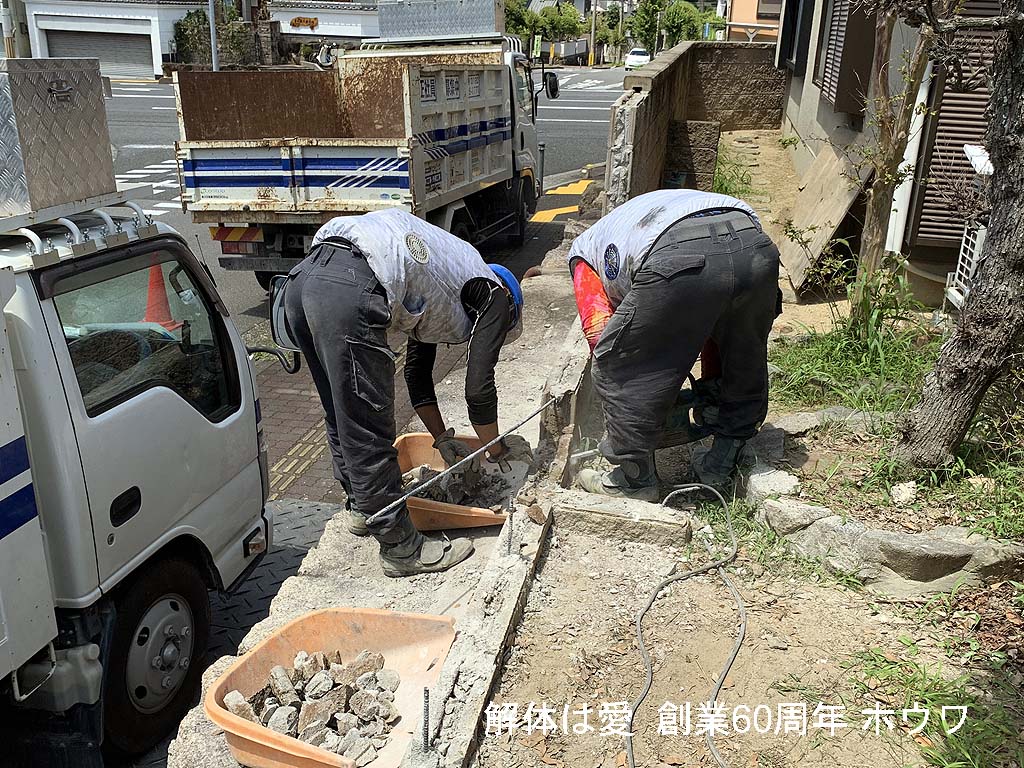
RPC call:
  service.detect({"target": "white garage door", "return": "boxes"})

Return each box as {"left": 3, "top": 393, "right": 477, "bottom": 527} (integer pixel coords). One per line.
{"left": 46, "top": 30, "right": 155, "bottom": 80}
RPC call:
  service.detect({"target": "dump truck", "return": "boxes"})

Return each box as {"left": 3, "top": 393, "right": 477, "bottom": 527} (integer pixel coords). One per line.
{"left": 0, "top": 58, "right": 284, "bottom": 766}
{"left": 174, "top": 33, "right": 558, "bottom": 289}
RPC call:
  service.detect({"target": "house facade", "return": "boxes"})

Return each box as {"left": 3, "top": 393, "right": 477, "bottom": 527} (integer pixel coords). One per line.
{"left": 722, "top": 0, "right": 780, "bottom": 41}
{"left": 774, "top": 0, "right": 995, "bottom": 301}
{"left": 15, "top": 0, "right": 379, "bottom": 78}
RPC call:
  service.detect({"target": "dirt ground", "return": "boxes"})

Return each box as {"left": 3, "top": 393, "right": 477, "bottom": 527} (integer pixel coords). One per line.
{"left": 475, "top": 527, "right": 945, "bottom": 768}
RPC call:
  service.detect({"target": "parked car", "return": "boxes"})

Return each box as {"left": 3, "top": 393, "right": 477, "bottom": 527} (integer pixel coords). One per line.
{"left": 624, "top": 48, "right": 652, "bottom": 70}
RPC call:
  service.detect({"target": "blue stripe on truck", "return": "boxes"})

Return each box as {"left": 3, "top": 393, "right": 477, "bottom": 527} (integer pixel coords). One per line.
{"left": 0, "top": 483, "right": 38, "bottom": 540}
{"left": 0, "top": 435, "right": 30, "bottom": 485}
{"left": 185, "top": 175, "right": 289, "bottom": 188}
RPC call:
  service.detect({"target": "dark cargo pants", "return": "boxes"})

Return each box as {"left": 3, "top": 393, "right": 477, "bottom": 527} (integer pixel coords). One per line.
{"left": 283, "top": 240, "right": 408, "bottom": 533}
{"left": 591, "top": 210, "right": 781, "bottom": 473}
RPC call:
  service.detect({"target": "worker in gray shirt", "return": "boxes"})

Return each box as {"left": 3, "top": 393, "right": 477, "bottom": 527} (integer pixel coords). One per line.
{"left": 282, "top": 209, "right": 529, "bottom": 577}
{"left": 568, "top": 189, "right": 782, "bottom": 499}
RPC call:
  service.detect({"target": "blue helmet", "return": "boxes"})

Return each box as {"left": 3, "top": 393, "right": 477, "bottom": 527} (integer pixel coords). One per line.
{"left": 488, "top": 264, "right": 524, "bottom": 330}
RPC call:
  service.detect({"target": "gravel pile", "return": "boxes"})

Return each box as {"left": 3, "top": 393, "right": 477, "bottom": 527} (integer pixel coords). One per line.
{"left": 223, "top": 649, "right": 402, "bottom": 766}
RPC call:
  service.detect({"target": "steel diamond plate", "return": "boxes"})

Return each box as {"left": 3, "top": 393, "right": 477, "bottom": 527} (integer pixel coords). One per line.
{"left": 0, "top": 59, "right": 115, "bottom": 217}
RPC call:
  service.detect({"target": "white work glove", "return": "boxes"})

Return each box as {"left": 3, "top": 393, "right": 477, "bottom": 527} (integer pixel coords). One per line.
{"left": 433, "top": 428, "right": 479, "bottom": 471}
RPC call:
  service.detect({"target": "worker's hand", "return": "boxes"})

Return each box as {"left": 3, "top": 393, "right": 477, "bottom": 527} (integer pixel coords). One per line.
{"left": 486, "top": 434, "right": 534, "bottom": 472}
{"left": 433, "top": 428, "right": 478, "bottom": 470}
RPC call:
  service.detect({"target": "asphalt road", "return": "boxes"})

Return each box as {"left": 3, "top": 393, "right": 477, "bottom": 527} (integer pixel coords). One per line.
{"left": 103, "top": 66, "right": 624, "bottom": 333}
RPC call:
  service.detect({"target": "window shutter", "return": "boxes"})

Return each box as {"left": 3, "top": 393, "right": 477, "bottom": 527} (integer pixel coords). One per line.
{"left": 913, "top": 0, "right": 998, "bottom": 246}
{"left": 819, "top": 0, "right": 849, "bottom": 106}
{"left": 817, "top": 0, "right": 874, "bottom": 113}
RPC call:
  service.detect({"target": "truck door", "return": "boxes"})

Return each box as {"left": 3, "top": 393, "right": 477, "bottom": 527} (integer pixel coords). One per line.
{"left": 35, "top": 237, "right": 260, "bottom": 585}
{"left": 511, "top": 61, "right": 539, "bottom": 194}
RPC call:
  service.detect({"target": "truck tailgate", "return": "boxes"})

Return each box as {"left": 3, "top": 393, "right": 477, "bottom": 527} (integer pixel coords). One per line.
{"left": 178, "top": 140, "right": 413, "bottom": 215}
{"left": 407, "top": 64, "right": 513, "bottom": 215}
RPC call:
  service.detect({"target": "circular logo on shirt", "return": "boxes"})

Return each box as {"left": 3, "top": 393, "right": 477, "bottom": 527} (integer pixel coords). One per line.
{"left": 405, "top": 232, "right": 430, "bottom": 264}
{"left": 604, "top": 244, "right": 620, "bottom": 280}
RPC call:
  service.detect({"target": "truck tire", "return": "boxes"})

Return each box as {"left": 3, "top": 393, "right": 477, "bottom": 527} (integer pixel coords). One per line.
{"left": 255, "top": 271, "right": 275, "bottom": 292}
{"left": 510, "top": 181, "right": 534, "bottom": 247}
{"left": 102, "top": 558, "right": 211, "bottom": 756}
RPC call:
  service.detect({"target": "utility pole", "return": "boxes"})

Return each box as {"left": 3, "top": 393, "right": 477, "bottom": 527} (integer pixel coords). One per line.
{"left": 208, "top": 0, "right": 220, "bottom": 71}
{"left": 588, "top": 0, "right": 597, "bottom": 67}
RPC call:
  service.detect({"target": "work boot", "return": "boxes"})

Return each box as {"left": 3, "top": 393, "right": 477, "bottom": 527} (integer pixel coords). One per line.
{"left": 577, "top": 462, "right": 659, "bottom": 502}
{"left": 376, "top": 515, "right": 475, "bottom": 578}
{"left": 693, "top": 436, "right": 746, "bottom": 494}
{"left": 347, "top": 509, "right": 370, "bottom": 537}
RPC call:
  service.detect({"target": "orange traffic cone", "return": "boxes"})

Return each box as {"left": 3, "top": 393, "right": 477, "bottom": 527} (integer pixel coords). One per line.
{"left": 144, "top": 264, "right": 182, "bottom": 331}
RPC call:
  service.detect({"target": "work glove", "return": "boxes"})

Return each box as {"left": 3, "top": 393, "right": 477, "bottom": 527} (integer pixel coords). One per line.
{"left": 433, "top": 428, "right": 479, "bottom": 471}
{"left": 487, "top": 434, "right": 534, "bottom": 473}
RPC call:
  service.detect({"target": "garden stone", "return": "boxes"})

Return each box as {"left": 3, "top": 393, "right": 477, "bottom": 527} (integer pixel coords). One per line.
{"left": 771, "top": 411, "right": 821, "bottom": 436}
{"left": 890, "top": 481, "right": 919, "bottom": 507}
{"left": 858, "top": 529, "right": 974, "bottom": 582}
{"left": 744, "top": 464, "right": 800, "bottom": 502}
{"left": 758, "top": 498, "right": 833, "bottom": 535}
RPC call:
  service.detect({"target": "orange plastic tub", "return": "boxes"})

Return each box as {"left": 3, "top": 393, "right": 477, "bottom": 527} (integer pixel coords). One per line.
{"left": 205, "top": 608, "right": 456, "bottom": 768}
{"left": 395, "top": 432, "right": 507, "bottom": 531}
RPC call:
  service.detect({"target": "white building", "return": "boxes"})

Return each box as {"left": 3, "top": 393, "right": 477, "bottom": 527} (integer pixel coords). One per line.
{"left": 269, "top": 0, "right": 378, "bottom": 44}
{"left": 22, "top": 0, "right": 206, "bottom": 78}
{"left": 18, "top": 0, "right": 380, "bottom": 80}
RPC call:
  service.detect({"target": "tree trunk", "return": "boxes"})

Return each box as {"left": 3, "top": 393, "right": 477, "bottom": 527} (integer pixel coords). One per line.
{"left": 895, "top": 12, "right": 1024, "bottom": 468}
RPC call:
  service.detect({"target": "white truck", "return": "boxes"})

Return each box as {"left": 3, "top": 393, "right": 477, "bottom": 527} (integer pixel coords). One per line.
{"left": 0, "top": 58, "right": 278, "bottom": 765}
{"left": 174, "top": 34, "right": 558, "bottom": 289}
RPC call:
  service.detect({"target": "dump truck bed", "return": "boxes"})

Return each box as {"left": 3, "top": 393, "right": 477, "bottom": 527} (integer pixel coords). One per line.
{"left": 175, "top": 47, "right": 514, "bottom": 223}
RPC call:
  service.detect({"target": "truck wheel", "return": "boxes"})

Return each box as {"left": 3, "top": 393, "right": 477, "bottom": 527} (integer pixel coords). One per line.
{"left": 451, "top": 220, "right": 473, "bottom": 244}
{"left": 511, "top": 186, "right": 533, "bottom": 247}
{"left": 103, "top": 558, "right": 211, "bottom": 756}
{"left": 255, "top": 271, "right": 275, "bottom": 292}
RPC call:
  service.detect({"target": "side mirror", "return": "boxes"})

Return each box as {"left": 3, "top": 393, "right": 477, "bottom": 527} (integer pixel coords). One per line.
{"left": 269, "top": 274, "right": 301, "bottom": 352}
{"left": 544, "top": 72, "right": 560, "bottom": 99}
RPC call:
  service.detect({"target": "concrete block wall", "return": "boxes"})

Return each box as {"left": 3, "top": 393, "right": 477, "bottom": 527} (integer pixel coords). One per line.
{"left": 664, "top": 120, "right": 721, "bottom": 192}
{"left": 606, "top": 41, "right": 787, "bottom": 209}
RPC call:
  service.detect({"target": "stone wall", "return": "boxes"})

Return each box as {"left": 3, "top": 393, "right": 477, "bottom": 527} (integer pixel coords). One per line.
{"left": 606, "top": 41, "right": 787, "bottom": 209}
{"left": 256, "top": 19, "right": 281, "bottom": 65}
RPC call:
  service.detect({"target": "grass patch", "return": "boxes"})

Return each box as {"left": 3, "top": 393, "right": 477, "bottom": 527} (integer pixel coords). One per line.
{"left": 713, "top": 142, "right": 756, "bottom": 198}
{"left": 846, "top": 648, "right": 1024, "bottom": 768}
{"left": 770, "top": 326, "right": 940, "bottom": 412}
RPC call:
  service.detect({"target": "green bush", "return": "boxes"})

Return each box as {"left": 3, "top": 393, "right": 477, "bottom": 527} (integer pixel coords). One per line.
{"left": 174, "top": 2, "right": 254, "bottom": 66}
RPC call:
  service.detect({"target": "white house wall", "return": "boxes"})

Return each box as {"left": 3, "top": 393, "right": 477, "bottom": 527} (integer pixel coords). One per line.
{"left": 270, "top": 3, "right": 379, "bottom": 40}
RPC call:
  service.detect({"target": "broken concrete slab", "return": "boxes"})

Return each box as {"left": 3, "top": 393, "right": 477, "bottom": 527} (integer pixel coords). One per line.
{"left": 551, "top": 490, "right": 693, "bottom": 547}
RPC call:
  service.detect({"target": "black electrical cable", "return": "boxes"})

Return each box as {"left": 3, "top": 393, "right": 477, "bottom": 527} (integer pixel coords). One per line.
{"left": 625, "top": 483, "right": 748, "bottom": 768}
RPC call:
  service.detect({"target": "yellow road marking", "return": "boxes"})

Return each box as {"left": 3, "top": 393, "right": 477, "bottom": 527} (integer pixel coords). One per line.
{"left": 548, "top": 179, "right": 593, "bottom": 195}
{"left": 531, "top": 205, "right": 579, "bottom": 223}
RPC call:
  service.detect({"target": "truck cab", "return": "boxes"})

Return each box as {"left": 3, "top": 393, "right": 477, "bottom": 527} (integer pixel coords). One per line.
{"left": 0, "top": 202, "right": 272, "bottom": 763}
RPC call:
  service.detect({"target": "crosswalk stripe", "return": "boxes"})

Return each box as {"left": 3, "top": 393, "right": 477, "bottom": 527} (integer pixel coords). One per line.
{"left": 154, "top": 202, "right": 181, "bottom": 209}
